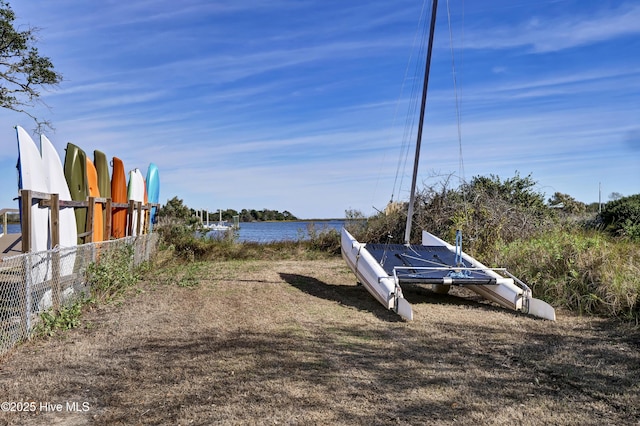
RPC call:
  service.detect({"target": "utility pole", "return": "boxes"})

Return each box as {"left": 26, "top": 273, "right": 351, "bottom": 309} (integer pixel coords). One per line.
{"left": 599, "top": 182, "right": 602, "bottom": 214}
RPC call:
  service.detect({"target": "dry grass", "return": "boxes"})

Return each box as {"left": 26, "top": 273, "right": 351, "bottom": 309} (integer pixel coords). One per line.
{"left": 0, "top": 256, "right": 639, "bottom": 425}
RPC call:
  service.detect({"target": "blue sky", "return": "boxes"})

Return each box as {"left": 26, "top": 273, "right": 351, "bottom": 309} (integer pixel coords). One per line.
{"left": 2, "top": 0, "right": 639, "bottom": 219}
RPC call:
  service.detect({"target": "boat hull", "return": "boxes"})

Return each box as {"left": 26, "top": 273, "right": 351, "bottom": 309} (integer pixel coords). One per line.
{"left": 40, "top": 134, "right": 77, "bottom": 276}
{"left": 16, "top": 127, "right": 50, "bottom": 256}
{"left": 145, "top": 163, "right": 160, "bottom": 232}
{"left": 86, "top": 158, "right": 103, "bottom": 242}
{"left": 95, "top": 150, "right": 110, "bottom": 229}
{"left": 341, "top": 228, "right": 413, "bottom": 320}
{"left": 64, "top": 143, "right": 88, "bottom": 244}
{"left": 127, "top": 169, "right": 145, "bottom": 236}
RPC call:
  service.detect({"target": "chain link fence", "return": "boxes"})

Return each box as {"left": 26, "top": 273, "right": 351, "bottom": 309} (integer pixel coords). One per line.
{"left": 0, "top": 233, "right": 159, "bottom": 356}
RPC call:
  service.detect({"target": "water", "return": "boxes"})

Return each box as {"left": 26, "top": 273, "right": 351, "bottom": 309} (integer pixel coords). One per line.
{"left": 2, "top": 221, "right": 346, "bottom": 243}
{"left": 0, "top": 224, "right": 21, "bottom": 234}
{"left": 207, "top": 220, "right": 345, "bottom": 243}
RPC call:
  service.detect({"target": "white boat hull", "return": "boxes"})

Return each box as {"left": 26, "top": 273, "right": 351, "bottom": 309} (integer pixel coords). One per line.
{"left": 41, "top": 134, "right": 77, "bottom": 277}
{"left": 341, "top": 228, "right": 413, "bottom": 320}
{"left": 127, "top": 169, "right": 145, "bottom": 236}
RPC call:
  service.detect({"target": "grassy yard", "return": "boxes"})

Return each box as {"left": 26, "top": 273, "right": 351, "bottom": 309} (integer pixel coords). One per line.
{"left": 0, "top": 256, "right": 638, "bottom": 425}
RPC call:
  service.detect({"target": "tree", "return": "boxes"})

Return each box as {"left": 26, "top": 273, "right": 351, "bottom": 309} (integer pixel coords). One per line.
{"left": 548, "top": 192, "right": 586, "bottom": 214}
{"left": 0, "top": 1, "right": 62, "bottom": 129}
{"left": 608, "top": 192, "right": 624, "bottom": 201}
{"left": 465, "top": 172, "right": 547, "bottom": 212}
{"left": 600, "top": 194, "right": 640, "bottom": 239}
{"left": 282, "top": 210, "right": 295, "bottom": 220}
{"left": 158, "top": 196, "right": 195, "bottom": 223}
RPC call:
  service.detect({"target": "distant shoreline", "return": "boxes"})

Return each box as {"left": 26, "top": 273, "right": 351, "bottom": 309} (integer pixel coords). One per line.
{"left": 237, "top": 218, "right": 346, "bottom": 223}
{"left": 246, "top": 218, "right": 368, "bottom": 223}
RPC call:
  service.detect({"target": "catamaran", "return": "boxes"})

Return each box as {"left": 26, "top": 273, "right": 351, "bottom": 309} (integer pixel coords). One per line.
{"left": 341, "top": 0, "right": 556, "bottom": 321}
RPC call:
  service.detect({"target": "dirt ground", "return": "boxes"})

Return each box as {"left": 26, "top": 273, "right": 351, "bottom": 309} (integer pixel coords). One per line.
{"left": 0, "top": 257, "right": 639, "bottom": 425}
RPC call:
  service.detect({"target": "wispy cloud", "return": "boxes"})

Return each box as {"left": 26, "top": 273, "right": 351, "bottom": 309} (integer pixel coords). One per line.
{"left": 463, "top": 3, "right": 640, "bottom": 53}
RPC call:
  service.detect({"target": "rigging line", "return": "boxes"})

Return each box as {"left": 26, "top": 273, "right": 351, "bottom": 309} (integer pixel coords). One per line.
{"left": 391, "top": 0, "right": 430, "bottom": 205}
{"left": 379, "top": 1, "right": 431, "bottom": 262}
{"left": 397, "top": 18, "right": 429, "bottom": 205}
{"left": 373, "top": 0, "right": 430, "bottom": 210}
{"left": 446, "top": 0, "right": 468, "bottom": 222}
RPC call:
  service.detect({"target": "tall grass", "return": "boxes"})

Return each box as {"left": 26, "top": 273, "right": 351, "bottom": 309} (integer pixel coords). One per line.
{"left": 498, "top": 229, "right": 640, "bottom": 319}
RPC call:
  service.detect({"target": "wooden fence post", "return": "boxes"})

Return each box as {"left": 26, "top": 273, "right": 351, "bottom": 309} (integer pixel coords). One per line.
{"left": 105, "top": 198, "right": 112, "bottom": 239}
{"left": 136, "top": 202, "right": 142, "bottom": 236}
{"left": 86, "top": 196, "right": 95, "bottom": 243}
{"left": 20, "top": 190, "right": 32, "bottom": 253}
{"left": 50, "top": 193, "right": 61, "bottom": 309}
{"left": 127, "top": 200, "right": 135, "bottom": 237}
{"left": 19, "top": 190, "right": 31, "bottom": 337}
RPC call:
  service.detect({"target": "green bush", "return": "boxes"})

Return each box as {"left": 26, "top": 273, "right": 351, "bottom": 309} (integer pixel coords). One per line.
{"left": 36, "top": 300, "right": 84, "bottom": 337}
{"left": 600, "top": 194, "right": 640, "bottom": 239}
{"left": 86, "top": 244, "right": 139, "bottom": 301}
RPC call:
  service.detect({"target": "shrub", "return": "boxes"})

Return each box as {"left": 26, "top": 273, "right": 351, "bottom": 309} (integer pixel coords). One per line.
{"left": 305, "top": 223, "right": 341, "bottom": 254}
{"left": 86, "top": 244, "right": 139, "bottom": 301}
{"left": 498, "top": 230, "right": 640, "bottom": 319}
{"left": 36, "top": 300, "right": 84, "bottom": 337}
{"left": 156, "top": 206, "right": 211, "bottom": 260}
{"left": 600, "top": 194, "right": 640, "bottom": 239}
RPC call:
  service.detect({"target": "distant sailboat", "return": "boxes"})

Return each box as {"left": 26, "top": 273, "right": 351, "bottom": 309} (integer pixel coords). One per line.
{"left": 341, "top": 0, "right": 555, "bottom": 321}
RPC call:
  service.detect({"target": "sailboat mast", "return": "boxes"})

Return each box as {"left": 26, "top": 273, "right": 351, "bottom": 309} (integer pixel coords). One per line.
{"left": 403, "top": 0, "right": 439, "bottom": 245}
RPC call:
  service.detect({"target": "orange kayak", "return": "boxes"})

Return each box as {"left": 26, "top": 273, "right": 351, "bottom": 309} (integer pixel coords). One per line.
{"left": 86, "top": 158, "right": 103, "bottom": 242}
{"left": 111, "top": 157, "right": 127, "bottom": 238}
